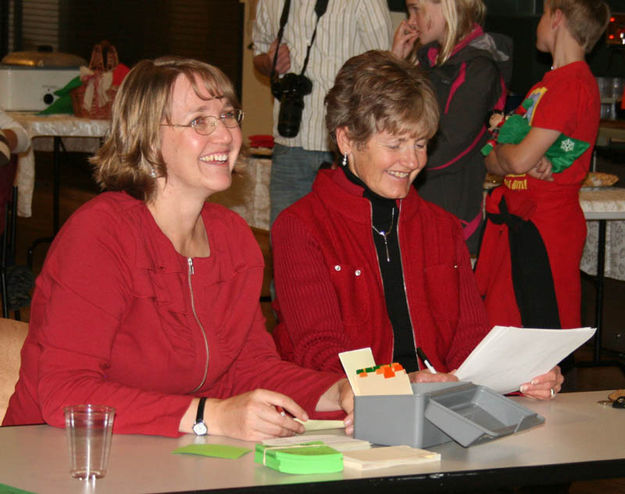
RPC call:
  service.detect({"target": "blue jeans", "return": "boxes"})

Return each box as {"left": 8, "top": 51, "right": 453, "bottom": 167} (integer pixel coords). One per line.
{"left": 270, "top": 144, "right": 334, "bottom": 225}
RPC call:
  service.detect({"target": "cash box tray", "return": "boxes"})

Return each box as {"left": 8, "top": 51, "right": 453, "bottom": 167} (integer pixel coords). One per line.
{"left": 354, "top": 382, "right": 544, "bottom": 448}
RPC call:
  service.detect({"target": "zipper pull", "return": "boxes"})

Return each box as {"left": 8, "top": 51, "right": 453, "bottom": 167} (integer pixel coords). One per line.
{"left": 187, "top": 257, "right": 194, "bottom": 275}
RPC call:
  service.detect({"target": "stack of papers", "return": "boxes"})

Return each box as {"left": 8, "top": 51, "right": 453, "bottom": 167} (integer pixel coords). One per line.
{"left": 455, "top": 326, "right": 596, "bottom": 394}
{"left": 342, "top": 445, "right": 440, "bottom": 471}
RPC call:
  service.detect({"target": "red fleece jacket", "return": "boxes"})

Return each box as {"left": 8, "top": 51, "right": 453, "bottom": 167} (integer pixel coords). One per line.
{"left": 272, "top": 168, "right": 490, "bottom": 374}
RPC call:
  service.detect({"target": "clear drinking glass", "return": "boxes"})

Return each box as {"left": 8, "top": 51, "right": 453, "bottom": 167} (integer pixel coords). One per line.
{"left": 64, "top": 404, "right": 115, "bottom": 480}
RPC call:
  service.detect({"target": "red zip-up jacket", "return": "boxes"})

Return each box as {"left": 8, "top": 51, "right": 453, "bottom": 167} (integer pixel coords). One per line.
{"left": 272, "top": 168, "right": 490, "bottom": 374}
{"left": 3, "top": 192, "right": 341, "bottom": 435}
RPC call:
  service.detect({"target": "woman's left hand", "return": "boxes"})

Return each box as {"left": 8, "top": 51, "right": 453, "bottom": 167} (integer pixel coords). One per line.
{"left": 520, "top": 366, "right": 563, "bottom": 400}
{"left": 337, "top": 379, "right": 355, "bottom": 435}
{"left": 408, "top": 370, "right": 459, "bottom": 383}
{"left": 315, "top": 378, "right": 354, "bottom": 434}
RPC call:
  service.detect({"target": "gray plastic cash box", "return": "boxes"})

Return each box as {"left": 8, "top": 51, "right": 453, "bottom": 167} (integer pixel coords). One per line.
{"left": 354, "top": 382, "right": 544, "bottom": 448}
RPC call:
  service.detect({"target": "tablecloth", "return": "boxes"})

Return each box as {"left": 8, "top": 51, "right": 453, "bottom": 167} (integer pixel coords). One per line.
{"left": 580, "top": 187, "right": 625, "bottom": 281}
{"left": 8, "top": 112, "right": 109, "bottom": 217}
{"left": 208, "top": 154, "right": 271, "bottom": 230}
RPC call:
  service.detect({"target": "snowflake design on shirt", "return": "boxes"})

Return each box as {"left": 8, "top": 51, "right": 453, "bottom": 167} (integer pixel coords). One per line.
{"left": 560, "top": 138, "right": 575, "bottom": 153}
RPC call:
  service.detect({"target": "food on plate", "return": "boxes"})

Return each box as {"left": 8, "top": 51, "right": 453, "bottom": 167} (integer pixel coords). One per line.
{"left": 582, "top": 172, "right": 619, "bottom": 188}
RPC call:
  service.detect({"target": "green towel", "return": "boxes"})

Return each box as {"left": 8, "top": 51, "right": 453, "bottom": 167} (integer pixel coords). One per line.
{"left": 37, "top": 76, "right": 82, "bottom": 115}
{"left": 482, "top": 113, "right": 589, "bottom": 174}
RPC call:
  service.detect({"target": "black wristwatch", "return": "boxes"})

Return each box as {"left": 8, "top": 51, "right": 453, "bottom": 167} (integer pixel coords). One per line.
{"left": 192, "top": 397, "right": 208, "bottom": 436}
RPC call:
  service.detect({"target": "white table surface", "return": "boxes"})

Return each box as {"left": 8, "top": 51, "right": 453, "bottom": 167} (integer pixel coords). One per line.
{"left": 0, "top": 391, "right": 623, "bottom": 493}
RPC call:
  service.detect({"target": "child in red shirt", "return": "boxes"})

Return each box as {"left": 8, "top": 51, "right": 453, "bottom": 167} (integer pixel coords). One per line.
{"left": 476, "top": 0, "right": 610, "bottom": 330}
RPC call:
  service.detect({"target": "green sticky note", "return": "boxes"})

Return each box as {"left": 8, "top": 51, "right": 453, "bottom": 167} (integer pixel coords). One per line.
{"left": 172, "top": 443, "right": 251, "bottom": 459}
{"left": 0, "top": 483, "right": 35, "bottom": 494}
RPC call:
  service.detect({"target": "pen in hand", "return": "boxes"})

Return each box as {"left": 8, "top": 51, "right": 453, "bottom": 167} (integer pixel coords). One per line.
{"left": 416, "top": 347, "right": 437, "bottom": 374}
{"left": 276, "top": 406, "right": 296, "bottom": 418}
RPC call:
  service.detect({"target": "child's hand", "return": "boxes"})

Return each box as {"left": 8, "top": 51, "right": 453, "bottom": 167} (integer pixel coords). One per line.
{"left": 528, "top": 157, "right": 553, "bottom": 181}
{"left": 488, "top": 111, "right": 504, "bottom": 131}
{"left": 391, "top": 20, "right": 419, "bottom": 59}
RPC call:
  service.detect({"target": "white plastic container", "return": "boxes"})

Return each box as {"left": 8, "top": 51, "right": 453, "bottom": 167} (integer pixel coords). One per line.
{"left": 0, "top": 65, "right": 79, "bottom": 111}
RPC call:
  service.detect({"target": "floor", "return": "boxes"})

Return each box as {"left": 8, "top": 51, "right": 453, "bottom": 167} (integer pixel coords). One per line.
{"left": 8, "top": 150, "right": 625, "bottom": 493}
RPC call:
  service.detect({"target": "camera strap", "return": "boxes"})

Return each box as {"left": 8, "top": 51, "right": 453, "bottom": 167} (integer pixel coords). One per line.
{"left": 270, "top": 0, "right": 329, "bottom": 83}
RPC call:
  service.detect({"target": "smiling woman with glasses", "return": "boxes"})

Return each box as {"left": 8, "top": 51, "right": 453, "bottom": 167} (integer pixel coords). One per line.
{"left": 2, "top": 56, "right": 353, "bottom": 440}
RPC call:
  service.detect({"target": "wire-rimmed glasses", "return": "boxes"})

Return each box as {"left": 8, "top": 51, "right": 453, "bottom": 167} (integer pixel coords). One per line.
{"left": 161, "top": 109, "right": 244, "bottom": 136}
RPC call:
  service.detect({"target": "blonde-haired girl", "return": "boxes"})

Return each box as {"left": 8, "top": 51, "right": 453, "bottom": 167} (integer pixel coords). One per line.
{"left": 392, "top": 0, "right": 510, "bottom": 254}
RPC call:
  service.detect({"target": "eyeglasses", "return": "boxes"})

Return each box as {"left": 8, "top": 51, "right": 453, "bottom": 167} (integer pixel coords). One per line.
{"left": 161, "top": 109, "right": 244, "bottom": 136}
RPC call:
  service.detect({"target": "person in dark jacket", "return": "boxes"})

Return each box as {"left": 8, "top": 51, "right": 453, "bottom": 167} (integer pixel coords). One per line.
{"left": 392, "top": 0, "right": 511, "bottom": 255}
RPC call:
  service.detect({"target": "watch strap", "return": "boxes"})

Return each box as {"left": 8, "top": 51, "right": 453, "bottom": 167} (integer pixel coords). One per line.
{"left": 193, "top": 397, "right": 208, "bottom": 435}
{"left": 195, "top": 396, "right": 207, "bottom": 424}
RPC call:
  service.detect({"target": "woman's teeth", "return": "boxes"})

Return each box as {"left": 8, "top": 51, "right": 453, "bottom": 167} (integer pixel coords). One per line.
{"left": 200, "top": 153, "right": 228, "bottom": 163}
{"left": 387, "top": 170, "right": 409, "bottom": 178}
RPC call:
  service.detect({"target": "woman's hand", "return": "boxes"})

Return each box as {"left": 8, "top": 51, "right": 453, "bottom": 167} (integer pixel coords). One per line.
{"left": 314, "top": 378, "right": 354, "bottom": 434}
{"left": 408, "top": 370, "right": 459, "bottom": 383}
{"left": 337, "top": 379, "right": 355, "bottom": 435}
{"left": 520, "top": 366, "right": 564, "bottom": 400}
{"left": 391, "top": 20, "right": 419, "bottom": 59}
{"left": 204, "top": 389, "right": 307, "bottom": 441}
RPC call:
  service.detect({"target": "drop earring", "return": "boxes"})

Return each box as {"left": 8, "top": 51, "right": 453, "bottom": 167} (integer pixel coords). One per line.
{"left": 342, "top": 154, "right": 348, "bottom": 167}
{"left": 150, "top": 166, "right": 157, "bottom": 178}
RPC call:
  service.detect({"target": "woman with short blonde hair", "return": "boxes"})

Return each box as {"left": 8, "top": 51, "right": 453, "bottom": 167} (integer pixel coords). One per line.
{"left": 272, "top": 50, "right": 487, "bottom": 383}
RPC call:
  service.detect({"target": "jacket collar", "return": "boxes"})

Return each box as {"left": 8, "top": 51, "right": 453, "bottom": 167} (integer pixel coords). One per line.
{"left": 313, "top": 168, "right": 422, "bottom": 225}
{"left": 425, "top": 24, "right": 485, "bottom": 66}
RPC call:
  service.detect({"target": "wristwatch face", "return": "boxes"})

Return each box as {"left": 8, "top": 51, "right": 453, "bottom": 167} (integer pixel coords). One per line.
{"left": 193, "top": 421, "right": 208, "bottom": 436}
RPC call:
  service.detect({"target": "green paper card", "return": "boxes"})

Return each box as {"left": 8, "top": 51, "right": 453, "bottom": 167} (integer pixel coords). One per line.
{"left": 0, "top": 483, "right": 35, "bottom": 494}
{"left": 255, "top": 442, "right": 343, "bottom": 474}
{"left": 172, "top": 443, "right": 251, "bottom": 459}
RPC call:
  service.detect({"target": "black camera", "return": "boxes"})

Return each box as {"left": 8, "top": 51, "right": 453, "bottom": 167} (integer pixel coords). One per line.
{"left": 271, "top": 73, "right": 313, "bottom": 138}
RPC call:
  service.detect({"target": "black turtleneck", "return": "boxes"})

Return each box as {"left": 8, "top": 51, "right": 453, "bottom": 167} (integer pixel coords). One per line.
{"left": 341, "top": 166, "right": 418, "bottom": 372}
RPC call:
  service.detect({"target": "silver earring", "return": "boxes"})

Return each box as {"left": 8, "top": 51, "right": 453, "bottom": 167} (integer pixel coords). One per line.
{"left": 150, "top": 166, "right": 157, "bottom": 178}
{"left": 342, "top": 154, "right": 348, "bottom": 167}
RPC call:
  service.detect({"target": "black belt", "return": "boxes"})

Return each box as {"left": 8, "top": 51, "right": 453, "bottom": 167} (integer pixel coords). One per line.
{"left": 486, "top": 196, "right": 561, "bottom": 329}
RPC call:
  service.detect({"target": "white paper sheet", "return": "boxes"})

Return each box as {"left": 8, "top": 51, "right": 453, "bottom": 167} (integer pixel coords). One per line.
{"left": 294, "top": 419, "right": 345, "bottom": 431}
{"left": 455, "top": 326, "right": 596, "bottom": 394}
